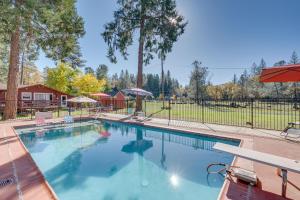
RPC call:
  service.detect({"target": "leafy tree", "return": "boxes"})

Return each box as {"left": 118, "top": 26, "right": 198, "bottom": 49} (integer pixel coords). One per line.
{"left": 22, "top": 65, "right": 43, "bottom": 85}
{"left": 96, "top": 64, "right": 109, "bottom": 80}
{"left": 207, "top": 85, "right": 223, "bottom": 100}
{"left": 144, "top": 73, "right": 160, "bottom": 97}
{"left": 45, "top": 63, "right": 79, "bottom": 94}
{"left": 189, "top": 60, "right": 208, "bottom": 103}
{"left": 72, "top": 74, "right": 106, "bottom": 95}
{"left": 19, "top": 36, "right": 39, "bottom": 85}
{"left": 273, "top": 60, "right": 286, "bottom": 66}
{"left": 84, "top": 67, "right": 95, "bottom": 75}
{"left": 96, "top": 64, "right": 110, "bottom": 91}
{"left": 1, "top": 0, "right": 85, "bottom": 119}
{"left": 0, "top": 41, "right": 9, "bottom": 83}
{"left": 221, "top": 83, "right": 241, "bottom": 99}
{"left": 62, "top": 44, "right": 86, "bottom": 68}
{"left": 238, "top": 70, "right": 249, "bottom": 98}
{"left": 102, "top": 0, "right": 187, "bottom": 111}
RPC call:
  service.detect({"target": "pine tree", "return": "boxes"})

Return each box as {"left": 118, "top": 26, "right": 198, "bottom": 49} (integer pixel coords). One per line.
{"left": 84, "top": 67, "right": 95, "bottom": 75}
{"left": 102, "top": 0, "right": 187, "bottom": 111}
{"left": 189, "top": 60, "right": 208, "bottom": 103}
{"left": 96, "top": 64, "right": 109, "bottom": 80}
{"left": 1, "top": 0, "right": 85, "bottom": 119}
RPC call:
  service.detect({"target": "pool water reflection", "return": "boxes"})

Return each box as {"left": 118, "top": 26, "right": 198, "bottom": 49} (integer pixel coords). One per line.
{"left": 18, "top": 121, "right": 239, "bottom": 200}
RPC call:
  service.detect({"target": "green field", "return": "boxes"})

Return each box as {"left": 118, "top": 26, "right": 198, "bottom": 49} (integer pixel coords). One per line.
{"left": 115, "top": 100, "right": 300, "bottom": 130}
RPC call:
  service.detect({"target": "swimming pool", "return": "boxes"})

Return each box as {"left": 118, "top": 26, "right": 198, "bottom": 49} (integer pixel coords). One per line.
{"left": 17, "top": 120, "right": 239, "bottom": 200}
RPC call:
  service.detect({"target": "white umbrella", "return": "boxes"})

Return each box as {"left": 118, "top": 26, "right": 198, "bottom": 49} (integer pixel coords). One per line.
{"left": 67, "top": 96, "right": 97, "bottom": 120}
{"left": 122, "top": 88, "right": 153, "bottom": 97}
{"left": 67, "top": 96, "right": 97, "bottom": 103}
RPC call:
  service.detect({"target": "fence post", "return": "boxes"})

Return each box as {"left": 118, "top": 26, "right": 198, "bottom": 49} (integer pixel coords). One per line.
{"left": 144, "top": 100, "right": 147, "bottom": 116}
{"left": 57, "top": 103, "right": 60, "bottom": 118}
{"left": 30, "top": 103, "right": 33, "bottom": 120}
{"left": 168, "top": 99, "right": 171, "bottom": 125}
{"left": 251, "top": 98, "right": 254, "bottom": 129}
{"left": 201, "top": 99, "right": 204, "bottom": 124}
{"left": 126, "top": 99, "right": 129, "bottom": 114}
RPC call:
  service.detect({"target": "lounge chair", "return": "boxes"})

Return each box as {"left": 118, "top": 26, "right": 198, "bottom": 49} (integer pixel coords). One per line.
{"left": 35, "top": 111, "right": 53, "bottom": 126}
{"left": 213, "top": 142, "right": 300, "bottom": 198}
{"left": 281, "top": 122, "right": 300, "bottom": 138}
{"left": 36, "top": 117, "right": 46, "bottom": 126}
{"left": 64, "top": 115, "right": 74, "bottom": 123}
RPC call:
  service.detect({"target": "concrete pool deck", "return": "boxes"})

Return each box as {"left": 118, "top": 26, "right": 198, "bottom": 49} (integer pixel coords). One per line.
{"left": 0, "top": 116, "right": 299, "bottom": 200}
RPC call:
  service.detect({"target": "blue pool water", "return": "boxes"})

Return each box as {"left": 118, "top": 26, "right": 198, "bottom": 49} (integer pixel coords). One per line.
{"left": 17, "top": 120, "right": 239, "bottom": 200}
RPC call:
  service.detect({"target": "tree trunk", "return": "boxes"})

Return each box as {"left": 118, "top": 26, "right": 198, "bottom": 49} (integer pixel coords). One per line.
{"left": 4, "top": 18, "right": 20, "bottom": 120}
{"left": 136, "top": 17, "right": 145, "bottom": 112}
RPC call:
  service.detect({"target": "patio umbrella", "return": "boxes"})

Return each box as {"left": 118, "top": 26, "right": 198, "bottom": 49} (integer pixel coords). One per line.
{"left": 122, "top": 88, "right": 153, "bottom": 97}
{"left": 67, "top": 96, "right": 98, "bottom": 103}
{"left": 259, "top": 64, "right": 300, "bottom": 82}
{"left": 67, "top": 96, "right": 97, "bottom": 119}
{"left": 91, "top": 92, "right": 111, "bottom": 98}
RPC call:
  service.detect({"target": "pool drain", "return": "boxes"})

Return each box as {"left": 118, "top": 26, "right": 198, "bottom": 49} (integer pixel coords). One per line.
{"left": 0, "top": 177, "right": 14, "bottom": 187}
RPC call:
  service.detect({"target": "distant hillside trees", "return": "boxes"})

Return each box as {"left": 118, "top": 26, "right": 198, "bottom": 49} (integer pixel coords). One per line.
{"left": 202, "top": 52, "right": 300, "bottom": 100}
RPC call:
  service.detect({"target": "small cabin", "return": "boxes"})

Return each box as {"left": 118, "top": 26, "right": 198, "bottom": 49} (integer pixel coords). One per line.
{"left": 91, "top": 87, "right": 126, "bottom": 109}
{"left": 0, "top": 83, "right": 72, "bottom": 109}
{"left": 109, "top": 88, "right": 126, "bottom": 109}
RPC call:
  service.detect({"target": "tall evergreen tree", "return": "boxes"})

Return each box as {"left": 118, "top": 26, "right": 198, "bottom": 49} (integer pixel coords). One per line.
{"left": 102, "top": 0, "right": 187, "bottom": 111}
{"left": 232, "top": 74, "right": 237, "bottom": 84}
{"left": 84, "top": 67, "right": 95, "bottom": 75}
{"left": 189, "top": 60, "right": 208, "bottom": 103}
{"left": 0, "top": 0, "right": 85, "bottom": 119}
{"left": 0, "top": 39, "right": 9, "bottom": 83}
{"left": 289, "top": 51, "right": 299, "bottom": 64}
{"left": 96, "top": 64, "right": 109, "bottom": 80}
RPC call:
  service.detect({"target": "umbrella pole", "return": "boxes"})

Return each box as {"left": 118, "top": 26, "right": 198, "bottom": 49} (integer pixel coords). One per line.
{"left": 80, "top": 103, "right": 82, "bottom": 122}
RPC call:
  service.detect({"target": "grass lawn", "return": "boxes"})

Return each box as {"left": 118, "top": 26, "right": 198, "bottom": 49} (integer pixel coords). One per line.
{"left": 120, "top": 100, "right": 299, "bottom": 130}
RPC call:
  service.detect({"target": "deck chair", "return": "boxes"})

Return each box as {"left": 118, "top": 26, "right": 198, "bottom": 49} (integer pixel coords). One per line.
{"left": 36, "top": 117, "right": 46, "bottom": 126}
{"left": 281, "top": 122, "right": 300, "bottom": 138}
{"left": 63, "top": 115, "right": 74, "bottom": 123}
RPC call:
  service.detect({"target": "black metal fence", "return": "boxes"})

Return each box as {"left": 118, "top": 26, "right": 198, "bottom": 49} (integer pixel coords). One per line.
{"left": 0, "top": 100, "right": 100, "bottom": 120}
{"left": 141, "top": 98, "right": 300, "bottom": 131}
{"left": 1, "top": 98, "right": 300, "bottom": 131}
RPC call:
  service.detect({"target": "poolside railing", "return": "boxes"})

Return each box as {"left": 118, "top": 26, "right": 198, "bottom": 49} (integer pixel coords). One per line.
{"left": 142, "top": 98, "right": 300, "bottom": 131}
{"left": 1, "top": 98, "right": 299, "bottom": 131}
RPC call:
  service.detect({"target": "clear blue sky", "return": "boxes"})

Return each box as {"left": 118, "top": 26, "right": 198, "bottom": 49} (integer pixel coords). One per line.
{"left": 36, "top": 0, "right": 300, "bottom": 85}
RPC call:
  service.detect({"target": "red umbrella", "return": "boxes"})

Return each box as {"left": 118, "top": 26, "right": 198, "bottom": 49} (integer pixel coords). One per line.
{"left": 91, "top": 92, "right": 111, "bottom": 98}
{"left": 260, "top": 64, "right": 300, "bottom": 82}
{"left": 100, "top": 131, "right": 111, "bottom": 138}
